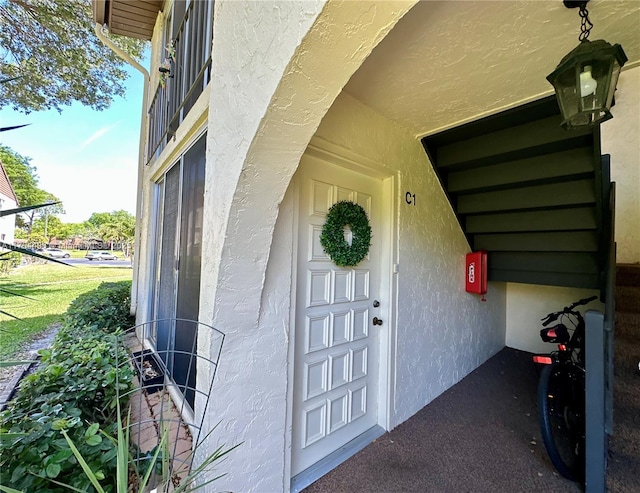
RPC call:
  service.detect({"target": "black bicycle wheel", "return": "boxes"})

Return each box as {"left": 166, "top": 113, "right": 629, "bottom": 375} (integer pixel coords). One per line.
{"left": 538, "top": 362, "right": 585, "bottom": 482}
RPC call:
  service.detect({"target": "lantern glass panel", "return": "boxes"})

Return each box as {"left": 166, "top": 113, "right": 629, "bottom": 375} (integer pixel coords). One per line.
{"left": 547, "top": 39, "right": 627, "bottom": 128}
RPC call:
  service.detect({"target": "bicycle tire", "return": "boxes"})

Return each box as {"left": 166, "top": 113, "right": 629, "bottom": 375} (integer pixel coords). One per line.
{"left": 538, "top": 362, "right": 586, "bottom": 482}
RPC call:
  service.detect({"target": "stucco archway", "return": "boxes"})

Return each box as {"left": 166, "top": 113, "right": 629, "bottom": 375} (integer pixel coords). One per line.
{"left": 199, "top": 1, "right": 418, "bottom": 492}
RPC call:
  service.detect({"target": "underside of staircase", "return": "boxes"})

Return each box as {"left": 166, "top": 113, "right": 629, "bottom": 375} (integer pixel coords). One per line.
{"left": 422, "top": 95, "right": 629, "bottom": 491}
{"left": 422, "top": 95, "right": 611, "bottom": 293}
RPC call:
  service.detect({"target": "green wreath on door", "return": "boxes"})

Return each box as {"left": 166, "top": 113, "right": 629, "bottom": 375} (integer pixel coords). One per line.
{"left": 320, "top": 200, "right": 371, "bottom": 267}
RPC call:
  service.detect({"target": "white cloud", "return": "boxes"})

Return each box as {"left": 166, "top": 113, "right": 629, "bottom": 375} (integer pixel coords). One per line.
{"left": 79, "top": 122, "right": 120, "bottom": 149}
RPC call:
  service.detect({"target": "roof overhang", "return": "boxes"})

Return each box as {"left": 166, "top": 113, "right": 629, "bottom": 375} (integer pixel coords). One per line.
{"left": 92, "top": 0, "right": 162, "bottom": 41}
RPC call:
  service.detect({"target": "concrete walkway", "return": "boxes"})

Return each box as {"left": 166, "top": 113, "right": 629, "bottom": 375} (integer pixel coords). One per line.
{"left": 0, "top": 323, "right": 60, "bottom": 411}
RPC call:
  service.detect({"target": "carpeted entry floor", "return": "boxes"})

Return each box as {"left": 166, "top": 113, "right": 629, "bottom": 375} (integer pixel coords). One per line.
{"left": 607, "top": 264, "right": 640, "bottom": 493}
{"left": 303, "top": 347, "right": 583, "bottom": 493}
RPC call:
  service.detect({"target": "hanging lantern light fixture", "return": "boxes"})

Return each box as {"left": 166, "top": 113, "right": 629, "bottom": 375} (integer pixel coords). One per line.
{"left": 547, "top": 0, "right": 628, "bottom": 129}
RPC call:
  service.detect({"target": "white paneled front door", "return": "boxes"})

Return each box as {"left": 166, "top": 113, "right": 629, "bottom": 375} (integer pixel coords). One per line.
{"left": 292, "top": 153, "right": 386, "bottom": 476}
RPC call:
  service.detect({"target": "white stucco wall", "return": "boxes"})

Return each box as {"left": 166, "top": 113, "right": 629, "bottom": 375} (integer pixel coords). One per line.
{"left": 260, "top": 90, "right": 507, "bottom": 490}
{"left": 198, "top": 2, "right": 325, "bottom": 491}
{"left": 312, "top": 92, "right": 506, "bottom": 424}
{"left": 132, "top": 2, "right": 634, "bottom": 492}
{"left": 198, "top": 2, "right": 418, "bottom": 492}
{"left": 601, "top": 66, "right": 640, "bottom": 264}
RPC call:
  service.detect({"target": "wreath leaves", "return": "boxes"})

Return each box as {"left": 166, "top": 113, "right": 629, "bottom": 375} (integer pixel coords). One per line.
{"left": 320, "top": 201, "right": 371, "bottom": 267}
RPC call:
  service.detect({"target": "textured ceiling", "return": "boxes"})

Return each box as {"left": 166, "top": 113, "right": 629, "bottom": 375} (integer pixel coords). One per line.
{"left": 343, "top": 0, "right": 640, "bottom": 137}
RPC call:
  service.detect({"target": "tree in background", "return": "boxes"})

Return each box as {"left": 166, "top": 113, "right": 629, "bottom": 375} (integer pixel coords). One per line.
{"left": 0, "top": 145, "right": 37, "bottom": 204}
{"left": 87, "top": 210, "right": 135, "bottom": 255}
{"left": 32, "top": 214, "right": 72, "bottom": 243}
{"left": 0, "top": 0, "right": 146, "bottom": 114}
{"left": 25, "top": 192, "right": 64, "bottom": 234}
{"left": 75, "top": 222, "right": 102, "bottom": 250}
{"left": 1, "top": 151, "right": 136, "bottom": 249}
{"left": 0, "top": 144, "right": 62, "bottom": 232}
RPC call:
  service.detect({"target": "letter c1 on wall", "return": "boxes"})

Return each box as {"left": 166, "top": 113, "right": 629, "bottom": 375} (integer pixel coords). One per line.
{"left": 405, "top": 191, "right": 415, "bottom": 205}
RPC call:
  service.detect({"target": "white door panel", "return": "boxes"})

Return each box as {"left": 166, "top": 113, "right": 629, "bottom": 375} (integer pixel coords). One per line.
{"left": 292, "top": 154, "right": 385, "bottom": 476}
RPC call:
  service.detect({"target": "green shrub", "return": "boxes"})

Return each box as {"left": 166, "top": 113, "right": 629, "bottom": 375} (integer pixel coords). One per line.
{"left": 0, "top": 282, "right": 135, "bottom": 492}
{"left": 64, "top": 281, "right": 135, "bottom": 333}
{"left": 0, "top": 251, "right": 21, "bottom": 275}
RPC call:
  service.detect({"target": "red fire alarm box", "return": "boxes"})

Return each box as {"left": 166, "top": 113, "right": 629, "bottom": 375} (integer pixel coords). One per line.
{"left": 466, "top": 251, "right": 487, "bottom": 298}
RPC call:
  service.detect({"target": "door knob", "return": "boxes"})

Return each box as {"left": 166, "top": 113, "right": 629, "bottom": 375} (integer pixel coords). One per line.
{"left": 372, "top": 317, "right": 383, "bottom": 326}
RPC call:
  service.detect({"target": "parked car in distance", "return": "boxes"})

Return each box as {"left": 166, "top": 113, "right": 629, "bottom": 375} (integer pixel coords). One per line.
{"left": 38, "top": 248, "right": 71, "bottom": 259}
{"left": 85, "top": 251, "right": 118, "bottom": 261}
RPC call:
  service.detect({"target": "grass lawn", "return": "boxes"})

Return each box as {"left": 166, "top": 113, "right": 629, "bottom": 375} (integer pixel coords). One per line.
{"left": 0, "top": 263, "right": 133, "bottom": 359}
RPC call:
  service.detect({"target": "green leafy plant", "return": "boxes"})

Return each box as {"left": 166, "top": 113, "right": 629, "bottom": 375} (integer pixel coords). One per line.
{"left": 0, "top": 252, "right": 20, "bottom": 276}
{"left": 0, "top": 485, "right": 23, "bottom": 493}
{"left": 63, "top": 281, "right": 135, "bottom": 334}
{"left": 0, "top": 361, "right": 35, "bottom": 368}
{"left": 0, "top": 281, "right": 136, "bottom": 492}
{"left": 54, "top": 414, "right": 241, "bottom": 493}
{"left": 0, "top": 76, "right": 28, "bottom": 133}
{"left": 0, "top": 328, "right": 133, "bottom": 492}
{"left": 0, "top": 280, "right": 238, "bottom": 492}
{"left": 6, "top": 363, "right": 241, "bottom": 493}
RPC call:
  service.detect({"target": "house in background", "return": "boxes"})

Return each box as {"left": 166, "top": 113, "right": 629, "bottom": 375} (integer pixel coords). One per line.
{"left": 93, "top": 1, "right": 639, "bottom": 491}
{"left": 0, "top": 161, "right": 18, "bottom": 245}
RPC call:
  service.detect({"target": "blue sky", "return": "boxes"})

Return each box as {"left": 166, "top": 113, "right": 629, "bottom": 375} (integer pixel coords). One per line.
{"left": 0, "top": 64, "right": 146, "bottom": 223}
